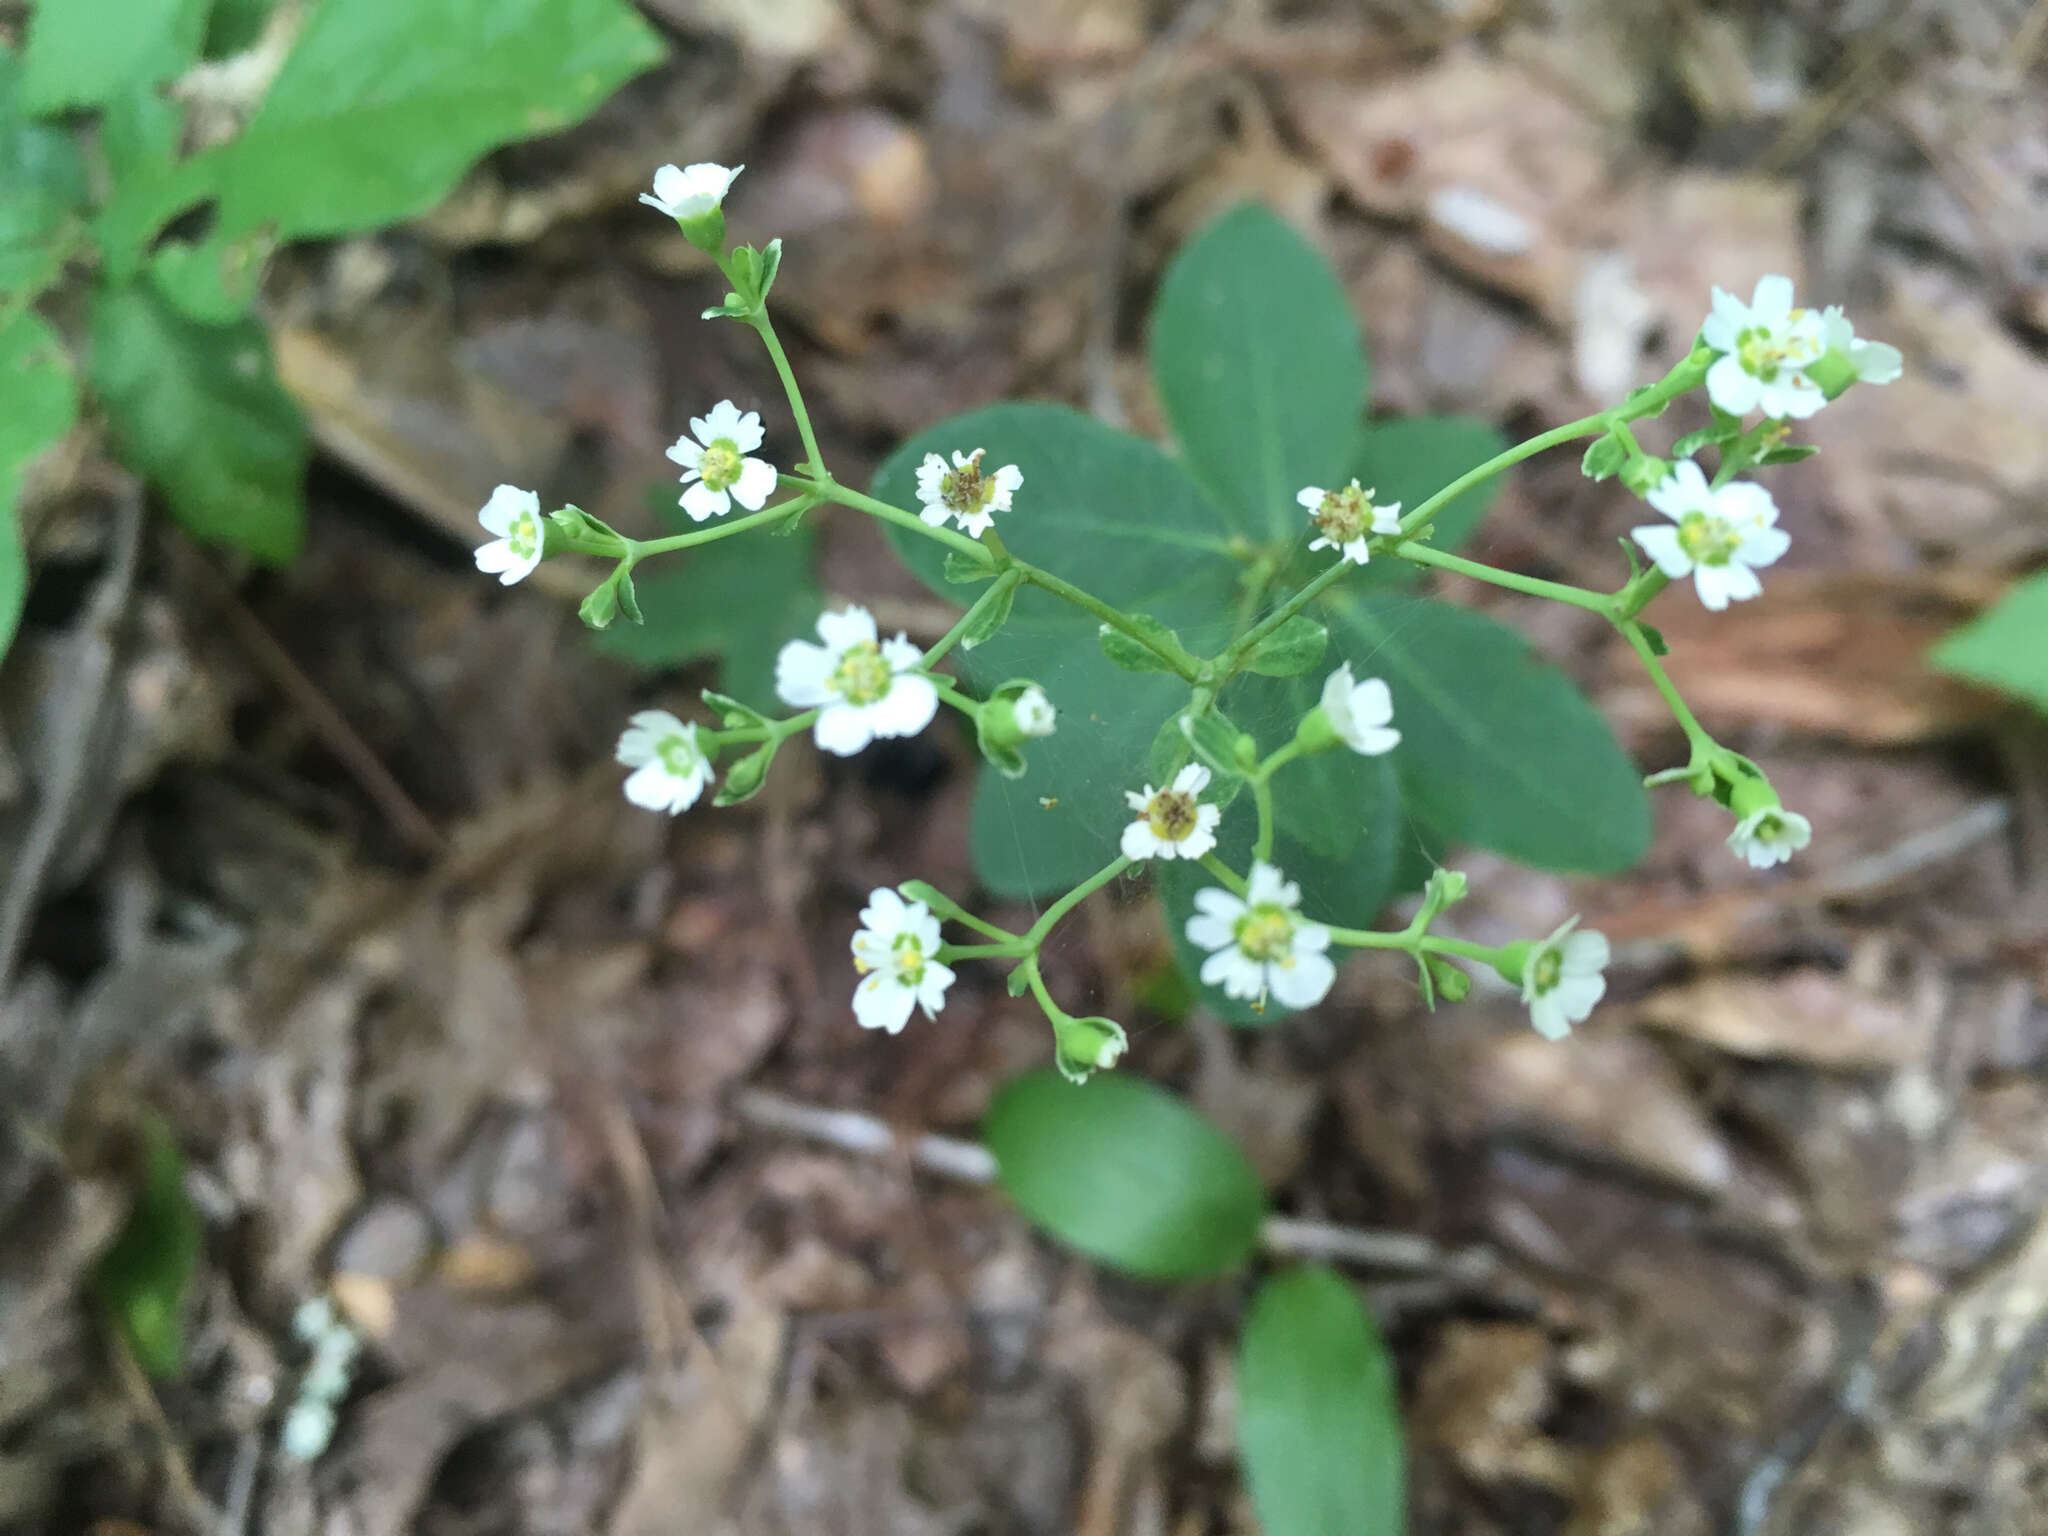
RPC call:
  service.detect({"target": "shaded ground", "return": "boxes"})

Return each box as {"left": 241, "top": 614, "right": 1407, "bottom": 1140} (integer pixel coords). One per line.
{"left": 6, "top": 1, "right": 2048, "bottom": 1532}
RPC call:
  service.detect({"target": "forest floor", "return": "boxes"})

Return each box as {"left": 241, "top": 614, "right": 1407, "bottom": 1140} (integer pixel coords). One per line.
{"left": 6, "top": 1, "right": 2048, "bottom": 1532}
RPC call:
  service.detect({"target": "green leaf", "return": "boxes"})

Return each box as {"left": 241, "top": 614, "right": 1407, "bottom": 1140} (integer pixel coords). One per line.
{"left": 1671, "top": 422, "right": 1737, "bottom": 458}
{"left": 876, "top": 403, "right": 1243, "bottom": 898}
{"left": 943, "top": 548, "right": 994, "bottom": 584}
{"left": 712, "top": 740, "right": 775, "bottom": 806}
{"left": 149, "top": 230, "right": 272, "bottom": 323}
{"left": 0, "top": 308, "right": 78, "bottom": 658}
{"left": 1930, "top": 572, "right": 2048, "bottom": 714}
{"left": 1149, "top": 203, "right": 1366, "bottom": 538}
{"left": 594, "top": 509, "right": 820, "bottom": 709}
{"left": 1238, "top": 1267, "right": 1404, "bottom": 1536}
{"left": 1241, "top": 613, "right": 1327, "bottom": 676}
{"left": 1580, "top": 433, "right": 1627, "bottom": 481}
{"left": 23, "top": 0, "right": 209, "bottom": 113}
{"left": 1350, "top": 415, "right": 1510, "bottom": 584}
{"left": 1179, "top": 703, "right": 1253, "bottom": 780}
{"left": 1758, "top": 441, "right": 1819, "bottom": 466}
{"left": 90, "top": 276, "right": 309, "bottom": 563}
{"left": 983, "top": 1068, "right": 1266, "bottom": 1281}
{"left": 1099, "top": 613, "right": 1185, "bottom": 673}
{"left": 187, "top": 0, "right": 665, "bottom": 244}
{"left": 0, "top": 45, "right": 87, "bottom": 300}
{"left": 702, "top": 690, "right": 768, "bottom": 730}
{"left": 93, "top": 1116, "right": 202, "bottom": 1380}
{"left": 1327, "top": 593, "right": 1650, "bottom": 871}
{"left": 206, "top": 0, "right": 277, "bottom": 57}
{"left": 960, "top": 572, "right": 1017, "bottom": 650}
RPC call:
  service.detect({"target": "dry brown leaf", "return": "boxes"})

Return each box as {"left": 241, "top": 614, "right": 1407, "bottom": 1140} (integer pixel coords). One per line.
{"left": 1412, "top": 1322, "right": 1575, "bottom": 1492}
{"left": 1638, "top": 969, "right": 1938, "bottom": 1071}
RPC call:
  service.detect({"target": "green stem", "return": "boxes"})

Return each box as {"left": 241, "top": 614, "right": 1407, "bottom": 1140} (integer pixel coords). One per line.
{"left": 1017, "top": 565, "right": 1202, "bottom": 681}
{"left": 812, "top": 480, "right": 995, "bottom": 563}
{"left": 1391, "top": 542, "right": 1613, "bottom": 615}
{"left": 940, "top": 941, "right": 1030, "bottom": 962}
{"left": 1611, "top": 565, "right": 1671, "bottom": 621}
{"left": 1021, "top": 963, "right": 1072, "bottom": 1027}
{"left": 749, "top": 311, "right": 827, "bottom": 480}
{"left": 1023, "top": 856, "right": 1133, "bottom": 948}
{"left": 1619, "top": 619, "right": 1714, "bottom": 752}
{"left": 1251, "top": 776, "right": 1277, "bottom": 863}
{"left": 924, "top": 569, "right": 1023, "bottom": 667}
{"left": 631, "top": 494, "right": 812, "bottom": 558}
{"left": 1198, "top": 852, "right": 1248, "bottom": 897}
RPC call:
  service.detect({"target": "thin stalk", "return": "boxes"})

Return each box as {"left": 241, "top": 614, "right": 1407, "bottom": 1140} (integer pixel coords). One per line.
{"left": 1198, "top": 853, "right": 1248, "bottom": 897}
{"left": 1251, "top": 776, "right": 1277, "bottom": 863}
{"left": 924, "top": 569, "right": 1022, "bottom": 668}
{"left": 1391, "top": 542, "right": 1614, "bottom": 615}
{"left": 750, "top": 312, "right": 827, "bottom": 479}
{"left": 1023, "top": 856, "right": 1133, "bottom": 948}
{"left": 939, "top": 941, "right": 1030, "bottom": 961}
{"left": 1017, "top": 565, "right": 1202, "bottom": 681}
{"left": 632, "top": 495, "right": 811, "bottom": 557}
{"left": 1619, "top": 619, "right": 1715, "bottom": 752}
{"left": 813, "top": 480, "right": 995, "bottom": 563}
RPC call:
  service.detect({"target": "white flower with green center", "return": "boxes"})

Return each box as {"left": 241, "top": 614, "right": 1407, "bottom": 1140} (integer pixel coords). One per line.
{"left": 849, "top": 886, "right": 955, "bottom": 1033}
{"left": 473, "top": 484, "right": 545, "bottom": 585}
{"left": 1297, "top": 479, "right": 1402, "bottom": 566}
{"left": 1520, "top": 916, "right": 1609, "bottom": 1040}
{"left": 1122, "top": 763, "right": 1222, "bottom": 862}
{"left": 1700, "top": 274, "right": 1827, "bottom": 420}
{"left": 1013, "top": 685, "right": 1057, "bottom": 738}
{"left": 1631, "top": 460, "right": 1789, "bottom": 611}
{"left": 775, "top": 604, "right": 939, "bottom": 756}
{"left": 667, "top": 400, "right": 779, "bottom": 522}
{"left": 914, "top": 448, "right": 1022, "bottom": 539}
{"left": 1321, "top": 663, "right": 1401, "bottom": 755}
{"left": 639, "top": 161, "right": 742, "bottom": 221}
{"left": 1818, "top": 306, "right": 1903, "bottom": 388}
{"left": 1728, "top": 804, "right": 1812, "bottom": 869}
{"left": 1184, "top": 861, "right": 1336, "bottom": 1010}
{"left": 614, "top": 710, "right": 713, "bottom": 815}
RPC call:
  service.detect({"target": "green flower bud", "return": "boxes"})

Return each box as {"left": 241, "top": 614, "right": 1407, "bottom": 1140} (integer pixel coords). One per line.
{"left": 1053, "top": 1015, "right": 1128, "bottom": 1083}
{"left": 1727, "top": 772, "right": 1781, "bottom": 821}
{"left": 1424, "top": 954, "right": 1472, "bottom": 1004}
{"left": 1291, "top": 704, "right": 1339, "bottom": 756}
{"left": 1620, "top": 454, "right": 1673, "bottom": 496}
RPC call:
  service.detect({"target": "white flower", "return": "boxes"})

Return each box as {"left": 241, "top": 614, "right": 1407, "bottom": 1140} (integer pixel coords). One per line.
{"left": 473, "top": 485, "right": 544, "bottom": 585}
{"left": 1819, "top": 306, "right": 1903, "bottom": 387}
{"left": 667, "top": 400, "right": 779, "bottom": 522}
{"left": 640, "top": 161, "right": 742, "bottom": 221}
{"left": 1122, "top": 764, "right": 1222, "bottom": 862}
{"left": 1631, "top": 459, "right": 1790, "bottom": 611}
{"left": 849, "top": 886, "right": 954, "bottom": 1033}
{"left": 775, "top": 605, "right": 939, "bottom": 756}
{"left": 914, "top": 448, "right": 1022, "bottom": 538}
{"left": 1728, "top": 805, "right": 1812, "bottom": 869}
{"left": 1699, "top": 274, "right": 1827, "bottom": 420}
{"left": 615, "top": 710, "right": 713, "bottom": 814}
{"left": 1013, "top": 685, "right": 1057, "bottom": 738}
{"left": 1184, "top": 861, "right": 1336, "bottom": 1010}
{"left": 1321, "top": 664, "right": 1401, "bottom": 755}
{"left": 1520, "top": 916, "right": 1609, "bottom": 1040}
{"left": 1298, "top": 480, "right": 1402, "bottom": 566}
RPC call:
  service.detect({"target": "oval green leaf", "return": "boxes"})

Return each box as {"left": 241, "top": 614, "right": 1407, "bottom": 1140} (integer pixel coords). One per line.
{"left": 1930, "top": 571, "right": 2048, "bottom": 714}
{"left": 1149, "top": 204, "right": 1367, "bottom": 539}
{"left": 0, "top": 308, "right": 78, "bottom": 659}
{"left": 1238, "top": 1266, "right": 1404, "bottom": 1536}
{"left": 984, "top": 1068, "right": 1266, "bottom": 1281}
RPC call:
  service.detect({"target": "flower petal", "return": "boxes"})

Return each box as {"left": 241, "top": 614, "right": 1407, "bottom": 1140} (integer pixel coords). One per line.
{"left": 665, "top": 436, "right": 704, "bottom": 470}
{"left": 680, "top": 482, "right": 730, "bottom": 522}
{"left": 1631, "top": 524, "right": 1691, "bottom": 578}
{"left": 731, "top": 456, "right": 779, "bottom": 510}
{"left": 1706, "top": 354, "right": 1763, "bottom": 416}
{"left": 869, "top": 674, "right": 938, "bottom": 740}
{"left": 775, "top": 639, "right": 836, "bottom": 707}
{"left": 1750, "top": 273, "right": 1795, "bottom": 325}
{"left": 1268, "top": 949, "right": 1336, "bottom": 1009}
{"left": 853, "top": 973, "right": 917, "bottom": 1033}
{"left": 814, "top": 702, "right": 877, "bottom": 757}
{"left": 1122, "top": 821, "right": 1163, "bottom": 860}
{"left": 1172, "top": 763, "right": 1211, "bottom": 795}
{"left": 816, "top": 605, "right": 878, "bottom": 652}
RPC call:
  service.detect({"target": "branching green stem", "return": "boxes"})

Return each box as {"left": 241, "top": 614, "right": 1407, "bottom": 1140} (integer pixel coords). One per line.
{"left": 1023, "top": 855, "right": 1132, "bottom": 948}
{"left": 924, "top": 569, "right": 1023, "bottom": 667}
{"left": 631, "top": 494, "right": 813, "bottom": 557}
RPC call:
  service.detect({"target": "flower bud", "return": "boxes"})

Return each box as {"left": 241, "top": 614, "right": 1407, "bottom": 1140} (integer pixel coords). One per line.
{"left": 978, "top": 679, "right": 1056, "bottom": 771}
{"left": 1053, "top": 1015, "right": 1128, "bottom": 1083}
{"left": 1292, "top": 704, "right": 1339, "bottom": 755}
{"left": 1727, "top": 772, "right": 1781, "bottom": 821}
{"left": 1424, "top": 954, "right": 1472, "bottom": 1004}
{"left": 1620, "top": 454, "right": 1673, "bottom": 496}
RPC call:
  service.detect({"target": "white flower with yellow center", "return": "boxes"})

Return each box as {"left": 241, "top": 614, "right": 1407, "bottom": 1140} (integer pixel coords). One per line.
{"left": 1122, "top": 764, "right": 1222, "bottom": 862}
{"left": 473, "top": 485, "right": 544, "bottom": 585}
{"left": 1631, "top": 460, "right": 1789, "bottom": 611}
{"left": 850, "top": 886, "right": 954, "bottom": 1033}
{"left": 914, "top": 448, "right": 1022, "bottom": 539}
{"left": 1700, "top": 274, "right": 1827, "bottom": 420}
{"left": 667, "top": 400, "right": 779, "bottom": 522}
{"left": 1728, "top": 804, "right": 1812, "bottom": 869}
{"left": 1298, "top": 480, "right": 1402, "bottom": 566}
{"left": 1321, "top": 664, "right": 1400, "bottom": 755}
{"left": 775, "top": 605, "right": 938, "bottom": 756}
{"left": 1185, "top": 861, "right": 1336, "bottom": 1010}
{"left": 639, "top": 162, "right": 742, "bottom": 221}
{"left": 614, "top": 710, "right": 713, "bottom": 814}
{"left": 1520, "top": 916, "right": 1609, "bottom": 1040}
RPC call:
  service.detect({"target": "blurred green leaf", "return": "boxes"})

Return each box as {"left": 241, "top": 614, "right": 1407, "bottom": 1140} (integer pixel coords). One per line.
{"left": 1149, "top": 203, "right": 1366, "bottom": 540}
{"left": 1238, "top": 1266, "right": 1404, "bottom": 1536}
{"left": 22, "top": 0, "right": 208, "bottom": 113}
{"left": 0, "top": 308, "right": 78, "bottom": 658}
{"left": 0, "top": 45, "right": 87, "bottom": 300}
{"left": 594, "top": 511, "right": 820, "bottom": 709}
{"left": 984, "top": 1068, "right": 1266, "bottom": 1281}
{"left": 93, "top": 1116, "right": 202, "bottom": 1380}
{"left": 1930, "top": 572, "right": 2048, "bottom": 715}
{"left": 186, "top": 0, "right": 665, "bottom": 243}
{"left": 90, "top": 275, "right": 308, "bottom": 563}
{"left": 1240, "top": 613, "right": 1327, "bottom": 677}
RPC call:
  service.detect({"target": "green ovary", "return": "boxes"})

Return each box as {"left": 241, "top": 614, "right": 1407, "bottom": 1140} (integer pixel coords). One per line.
{"left": 831, "top": 641, "right": 893, "bottom": 706}
{"left": 657, "top": 737, "right": 698, "bottom": 776}
{"left": 1676, "top": 512, "right": 1740, "bottom": 566}
{"left": 1234, "top": 906, "right": 1294, "bottom": 962}
{"left": 891, "top": 933, "right": 926, "bottom": 984}
{"left": 508, "top": 515, "right": 538, "bottom": 557}
{"left": 1531, "top": 948, "right": 1562, "bottom": 993}
{"left": 698, "top": 440, "right": 742, "bottom": 490}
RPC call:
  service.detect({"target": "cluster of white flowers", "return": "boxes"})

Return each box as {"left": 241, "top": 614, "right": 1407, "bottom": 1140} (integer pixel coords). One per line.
{"left": 1298, "top": 480, "right": 1402, "bottom": 567}
{"left": 916, "top": 448, "right": 1023, "bottom": 539}
{"left": 1699, "top": 276, "right": 1901, "bottom": 421}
